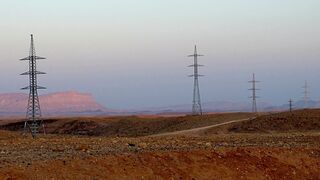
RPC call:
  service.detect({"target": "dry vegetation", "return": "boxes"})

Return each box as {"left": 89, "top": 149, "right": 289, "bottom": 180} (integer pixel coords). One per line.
{"left": 0, "top": 110, "right": 319, "bottom": 179}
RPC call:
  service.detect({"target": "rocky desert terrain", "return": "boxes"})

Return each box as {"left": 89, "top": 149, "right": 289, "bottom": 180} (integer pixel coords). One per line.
{"left": 0, "top": 110, "right": 319, "bottom": 179}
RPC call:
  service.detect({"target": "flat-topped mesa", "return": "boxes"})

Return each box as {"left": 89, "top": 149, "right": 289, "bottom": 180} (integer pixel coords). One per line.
{"left": 40, "top": 91, "right": 106, "bottom": 113}
{"left": 0, "top": 92, "right": 106, "bottom": 116}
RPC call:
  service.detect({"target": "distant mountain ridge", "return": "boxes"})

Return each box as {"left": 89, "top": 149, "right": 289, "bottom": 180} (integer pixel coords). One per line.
{"left": 127, "top": 101, "right": 274, "bottom": 115}
{"left": 0, "top": 91, "right": 108, "bottom": 117}
{"left": 128, "top": 100, "right": 320, "bottom": 115}
{"left": 0, "top": 91, "right": 318, "bottom": 117}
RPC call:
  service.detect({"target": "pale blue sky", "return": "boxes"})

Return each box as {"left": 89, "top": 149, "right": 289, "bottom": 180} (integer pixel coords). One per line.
{"left": 0, "top": 0, "right": 319, "bottom": 108}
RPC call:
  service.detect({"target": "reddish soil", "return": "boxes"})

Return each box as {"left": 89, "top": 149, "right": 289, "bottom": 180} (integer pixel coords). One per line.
{"left": 1, "top": 148, "right": 319, "bottom": 180}
{"left": 0, "top": 130, "right": 319, "bottom": 179}
{"left": 0, "top": 110, "right": 320, "bottom": 179}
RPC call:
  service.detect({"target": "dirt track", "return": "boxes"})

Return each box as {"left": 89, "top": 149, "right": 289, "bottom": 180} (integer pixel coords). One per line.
{"left": 151, "top": 117, "right": 253, "bottom": 137}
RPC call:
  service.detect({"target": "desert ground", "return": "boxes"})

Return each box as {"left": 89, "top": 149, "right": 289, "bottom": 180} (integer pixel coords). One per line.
{"left": 0, "top": 110, "right": 319, "bottom": 179}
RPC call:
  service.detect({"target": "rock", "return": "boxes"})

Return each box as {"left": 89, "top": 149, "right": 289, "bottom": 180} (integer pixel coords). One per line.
{"left": 128, "top": 143, "right": 136, "bottom": 147}
{"left": 138, "top": 142, "right": 148, "bottom": 149}
{"left": 76, "top": 145, "right": 89, "bottom": 152}
{"left": 52, "top": 147, "right": 65, "bottom": 152}
{"left": 205, "top": 142, "right": 212, "bottom": 148}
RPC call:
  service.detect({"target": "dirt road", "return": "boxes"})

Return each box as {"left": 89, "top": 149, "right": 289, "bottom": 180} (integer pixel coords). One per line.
{"left": 151, "top": 117, "right": 254, "bottom": 137}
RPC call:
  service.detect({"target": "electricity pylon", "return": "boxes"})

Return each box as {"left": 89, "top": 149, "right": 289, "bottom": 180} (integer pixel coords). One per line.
{"left": 248, "top": 73, "right": 260, "bottom": 113}
{"left": 20, "top": 34, "right": 46, "bottom": 137}
{"left": 302, "top": 80, "right": 310, "bottom": 108}
{"left": 289, "top": 98, "right": 293, "bottom": 112}
{"left": 188, "top": 45, "right": 204, "bottom": 115}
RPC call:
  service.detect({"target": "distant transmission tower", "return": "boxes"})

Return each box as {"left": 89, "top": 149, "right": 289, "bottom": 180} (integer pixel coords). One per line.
{"left": 188, "top": 45, "right": 204, "bottom": 115}
{"left": 20, "top": 34, "right": 46, "bottom": 137}
{"left": 302, "top": 80, "right": 310, "bottom": 108}
{"left": 289, "top": 98, "right": 293, "bottom": 112}
{"left": 248, "top": 73, "right": 260, "bottom": 113}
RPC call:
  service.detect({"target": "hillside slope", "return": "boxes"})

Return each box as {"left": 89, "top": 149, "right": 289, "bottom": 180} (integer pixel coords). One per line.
{"left": 205, "top": 109, "right": 320, "bottom": 134}
{"left": 1, "top": 113, "right": 254, "bottom": 137}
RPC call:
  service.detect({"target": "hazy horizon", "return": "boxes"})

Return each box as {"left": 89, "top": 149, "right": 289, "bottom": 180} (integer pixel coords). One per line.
{"left": 1, "top": 0, "right": 319, "bottom": 109}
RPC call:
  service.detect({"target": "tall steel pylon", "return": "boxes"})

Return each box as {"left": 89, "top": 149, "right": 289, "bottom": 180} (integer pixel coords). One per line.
{"left": 188, "top": 45, "right": 204, "bottom": 115}
{"left": 302, "top": 80, "right": 310, "bottom": 108}
{"left": 248, "top": 73, "right": 260, "bottom": 113}
{"left": 20, "top": 34, "right": 46, "bottom": 137}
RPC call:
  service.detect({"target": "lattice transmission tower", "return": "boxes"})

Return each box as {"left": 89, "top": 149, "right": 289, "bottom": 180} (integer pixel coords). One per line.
{"left": 20, "top": 34, "right": 46, "bottom": 137}
{"left": 248, "top": 73, "right": 260, "bottom": 113}
{"left": 289, "top": 98, "right": 293, "bottom": 112}
{"left": 302, "top": 80, "right": 310, "bottom": 108}
{"left": 188, "top": 45, "right": 204, "bottom": 115}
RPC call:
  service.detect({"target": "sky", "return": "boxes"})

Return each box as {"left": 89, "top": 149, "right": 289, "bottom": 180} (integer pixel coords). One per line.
{"left": 0, "top": 0, "right": 319, "bottom": 109}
